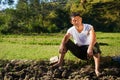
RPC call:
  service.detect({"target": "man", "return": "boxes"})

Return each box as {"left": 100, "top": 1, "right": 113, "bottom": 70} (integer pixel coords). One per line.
{"left": 52, "top": 12, "right": 101, "bottom": 77}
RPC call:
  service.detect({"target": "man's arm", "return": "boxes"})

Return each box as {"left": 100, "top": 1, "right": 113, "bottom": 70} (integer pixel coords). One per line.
{"left": 87, "top": 27, "right": 96, "bottom": 57}
{"left": 59, "top": 33, "right": 71, "bottom": 53}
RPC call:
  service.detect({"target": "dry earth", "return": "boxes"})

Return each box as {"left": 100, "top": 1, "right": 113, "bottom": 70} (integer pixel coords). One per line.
{"left": 0, "top": 57, "right": 120, "bottom": 80}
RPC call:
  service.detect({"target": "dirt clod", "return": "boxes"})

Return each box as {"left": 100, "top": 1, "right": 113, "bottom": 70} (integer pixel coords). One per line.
{"left": 0, "top": 59, "right": 120, "bottom": 80}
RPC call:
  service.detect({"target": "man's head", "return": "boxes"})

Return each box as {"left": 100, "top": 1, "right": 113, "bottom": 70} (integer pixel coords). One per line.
{"left": 70, "top": 12, "right": 82, "bottom": 27}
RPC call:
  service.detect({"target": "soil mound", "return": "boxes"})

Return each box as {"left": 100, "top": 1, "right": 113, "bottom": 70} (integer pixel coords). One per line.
{"left": 0, "top": 59, "right": 120, "bottom": 80}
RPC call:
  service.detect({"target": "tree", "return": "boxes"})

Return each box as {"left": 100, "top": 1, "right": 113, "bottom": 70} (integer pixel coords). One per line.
{"left": 80, "top": 0, "right": 87, "bottom": 9}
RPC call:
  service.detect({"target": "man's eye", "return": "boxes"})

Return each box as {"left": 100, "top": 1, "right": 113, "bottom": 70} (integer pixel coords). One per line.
{"left": 73, "top": 20, "right": 76, "bottom": 22}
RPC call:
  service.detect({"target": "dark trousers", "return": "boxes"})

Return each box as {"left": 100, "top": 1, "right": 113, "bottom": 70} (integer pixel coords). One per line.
{"left": 65, "top": 39, "right": 101, "bottom": 60}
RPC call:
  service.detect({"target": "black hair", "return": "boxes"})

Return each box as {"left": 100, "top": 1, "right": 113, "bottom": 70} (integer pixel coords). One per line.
{"left": 70, "top": 12, "right": 81, "bottom": 18}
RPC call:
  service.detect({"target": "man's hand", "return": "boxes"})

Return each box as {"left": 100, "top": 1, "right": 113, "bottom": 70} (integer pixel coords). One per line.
{"left": 87, "top": 47, "right": 93, "bottom": 58}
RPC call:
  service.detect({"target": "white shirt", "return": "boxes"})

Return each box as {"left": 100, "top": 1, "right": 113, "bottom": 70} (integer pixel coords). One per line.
{"left": 67, "top": 23, "right": 93, "bottom": 46}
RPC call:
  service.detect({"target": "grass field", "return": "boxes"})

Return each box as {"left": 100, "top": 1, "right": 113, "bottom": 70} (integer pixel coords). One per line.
{"left": 0, "top": 32, "right": 120, "bottom": 61}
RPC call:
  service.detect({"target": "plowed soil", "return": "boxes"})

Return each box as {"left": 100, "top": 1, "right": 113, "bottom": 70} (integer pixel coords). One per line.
{"left": 0, "top": 58, "right": 120, "bottom": 80}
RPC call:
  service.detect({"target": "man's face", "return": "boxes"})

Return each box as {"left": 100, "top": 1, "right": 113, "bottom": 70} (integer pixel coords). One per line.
{"left": 71, "top": 16, "right": 82, "bottom": 26}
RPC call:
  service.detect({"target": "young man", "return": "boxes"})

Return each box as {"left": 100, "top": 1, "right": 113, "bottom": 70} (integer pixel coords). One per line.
{"left": 52, "top": 12, "right": 101, "bottom": 77}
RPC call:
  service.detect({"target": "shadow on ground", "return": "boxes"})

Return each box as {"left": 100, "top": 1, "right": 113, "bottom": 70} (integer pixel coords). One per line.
{"left": 0, "top": 56, "right": 120, "bottom": 80}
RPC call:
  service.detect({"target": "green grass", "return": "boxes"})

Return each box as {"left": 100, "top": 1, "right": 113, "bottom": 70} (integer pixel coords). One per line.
{"left": 97, "top": 32, "right": 120, "bottom": 56}
{"left": 0, "top": 32, "right": 120, "bottom": 61}
{"left": 0, "top": 43, "right": 59, "bottom": 60}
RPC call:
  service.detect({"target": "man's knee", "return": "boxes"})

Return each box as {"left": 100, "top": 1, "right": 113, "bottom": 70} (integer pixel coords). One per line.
{"left": 93, "top": 53, "right": 100, "bottom": 58}
{"left": 59, "top": 46, "right": 68, "bottom": 54}
{"left": 59, "top": 49, "right": 67, "bottom": 54}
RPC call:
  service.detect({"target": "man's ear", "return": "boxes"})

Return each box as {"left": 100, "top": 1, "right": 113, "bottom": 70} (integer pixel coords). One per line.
{"left": 70, "top": 20, "right": 73, "bottom": 24}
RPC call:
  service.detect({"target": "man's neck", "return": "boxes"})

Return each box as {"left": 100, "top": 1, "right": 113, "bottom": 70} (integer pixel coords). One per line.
{"left": 75, "top": 23, "right": 83, "bottom": 33}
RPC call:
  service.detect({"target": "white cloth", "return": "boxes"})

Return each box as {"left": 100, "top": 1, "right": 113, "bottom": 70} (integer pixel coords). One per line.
{"left": 67, "top": 23, "right": 93, "bottom": 46}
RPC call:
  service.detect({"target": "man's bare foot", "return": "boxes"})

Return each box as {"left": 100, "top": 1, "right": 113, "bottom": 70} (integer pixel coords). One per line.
{"left": 50, "top": 62, "right": 62, "bottom": 68}
{"left": 95, "top": 70, "right": 101, "bottom": 77}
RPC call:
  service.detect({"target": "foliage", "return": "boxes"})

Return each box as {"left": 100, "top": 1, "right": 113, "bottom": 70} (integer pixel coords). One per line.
{"left": 82, "top": 1, "right": 120, "bottom": 32}
{"left": 0, "top": 0, "right": 120, "bottom": 34}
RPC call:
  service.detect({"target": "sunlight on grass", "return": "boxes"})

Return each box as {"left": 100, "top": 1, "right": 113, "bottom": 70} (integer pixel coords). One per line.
{"left": 0, "top": 32, "right": 120, "bottom": 60}
{"left": 0, "top": 43, "right": 59, "bottom": 60}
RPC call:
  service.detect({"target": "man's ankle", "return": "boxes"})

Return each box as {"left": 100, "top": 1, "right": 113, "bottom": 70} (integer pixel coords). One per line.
{"left": 95, "top": 70, "right": 101, "bottom": 77}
